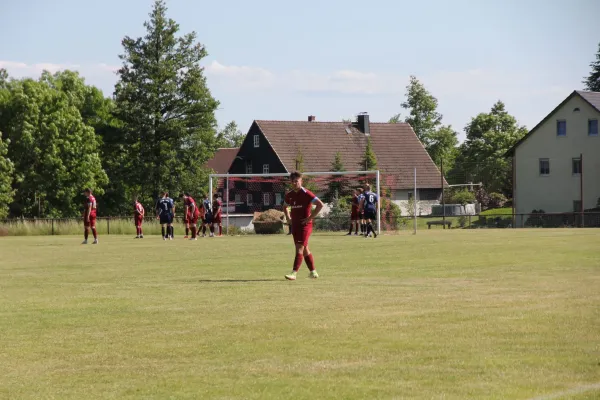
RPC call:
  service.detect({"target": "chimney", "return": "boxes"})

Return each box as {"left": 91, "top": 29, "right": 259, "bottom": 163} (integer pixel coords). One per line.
{"left": 308, "top": 115, "right": 316, "bottom": 122}
{"left": 357, "top": 112, "right": 370, "bottom": 134}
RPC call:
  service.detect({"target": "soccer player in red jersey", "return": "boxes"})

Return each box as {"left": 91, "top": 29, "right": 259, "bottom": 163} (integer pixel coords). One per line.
{"left": 181, "top": 193, "right": 200, "bottom": 240}
{"left": 212, "top": 193, "right": 223, "bottom": 237}
{"left": 347, "top": 188, "right": 361, "bottom": 236}
{"left": 283, "top": 171, "right": 324, "bottom": 280}
{"left": 82, "top": 188, "right": 98, "bottom": 244}
{"left": 134, "top": 198, "right": 145, "bottom": 238}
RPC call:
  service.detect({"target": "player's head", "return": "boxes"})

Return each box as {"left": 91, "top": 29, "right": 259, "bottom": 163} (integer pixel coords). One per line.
{"left": 213, "top": 193, "right": 219, "bottom": 199}
{"left": 290, "top": 171, "right": 302, "bottom": 190}
{"left": 364, "top": 184, "right": 371, "bottom": 192}
{"left": 163, "top": 191, "right": 169, "bottom": 198}
{"left": 84, "top": 188, "right": 92, "bottom": 196}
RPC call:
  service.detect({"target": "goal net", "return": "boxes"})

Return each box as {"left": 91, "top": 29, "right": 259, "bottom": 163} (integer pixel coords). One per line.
{"left": 209, "top": 170, "right": 400, "bottom": 235}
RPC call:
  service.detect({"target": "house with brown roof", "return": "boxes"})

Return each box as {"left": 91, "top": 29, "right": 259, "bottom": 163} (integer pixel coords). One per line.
{"left": 224, "top": 114, "right": 444, "bottom": 215}
{"left": 505, "top": 90, "right": 600, "bottom": 225}
{"left": 205, "top": 148, "right": 239, "bottom": 174}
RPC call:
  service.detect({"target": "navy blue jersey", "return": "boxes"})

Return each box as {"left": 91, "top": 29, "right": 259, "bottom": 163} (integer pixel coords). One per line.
{"left": 203, "top": 199, "right": 212, "bottom": 216}
{"left": 156, "top": 197, "right": 174, "bottom": 215}
{"left": 363, "top": 191, "right": 378, "bottom": 211}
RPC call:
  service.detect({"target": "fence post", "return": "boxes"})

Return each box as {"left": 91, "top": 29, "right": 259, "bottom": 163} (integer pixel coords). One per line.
{"left": 52, "top": 218, "right": 55, "bottom": 235}
{"left": 107, "top": 217, "right": 110, "bottom": 235}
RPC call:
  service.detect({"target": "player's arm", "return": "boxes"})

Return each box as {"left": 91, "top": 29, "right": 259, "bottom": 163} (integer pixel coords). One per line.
{"left": 304, "top": 197, "right": 324, "bottom": 223}
{"left": 359, "top": 198, "right": 365, "bottom": 212}
{"left": 85, "top": 201, "right": 91, "bottom": 221}
{"left": 283, "top": 201, "right": 291, "bottom": 224}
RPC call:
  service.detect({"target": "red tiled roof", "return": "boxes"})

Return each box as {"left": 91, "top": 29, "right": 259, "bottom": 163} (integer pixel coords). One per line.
{"left": 255, "top": 120, "right": 444, "bottom": 189}
{"left": 205, "top": 148, "right": 239, "bottom": 174}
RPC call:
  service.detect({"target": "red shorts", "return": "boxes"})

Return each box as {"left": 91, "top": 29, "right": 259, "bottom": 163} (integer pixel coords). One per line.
{"left": 351, "top": 208, "right": 359, "bottom": 220}
{"left": 213, "top": 213, "right": 222, "bottom": 224}
{"left": 292, "top": 223, "right": 312, "bottom": 247}
{"left": 134, "top": 216, "right": 143, "bottom": 226}
{"left": 84, "top": 214, "right": 96, "bottom": 227}
{"left": 188, "top": 213, "right": 199, "bottom": 224}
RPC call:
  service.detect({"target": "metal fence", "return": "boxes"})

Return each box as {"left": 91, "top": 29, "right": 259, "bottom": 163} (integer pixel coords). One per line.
{"left": 2, "top": 212, "right": 600, "bottom": 236}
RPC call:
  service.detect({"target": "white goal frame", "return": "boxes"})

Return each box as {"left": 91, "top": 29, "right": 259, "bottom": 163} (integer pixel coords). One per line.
{"left": 209, "top": 170, "right": 381, "bottom": 235}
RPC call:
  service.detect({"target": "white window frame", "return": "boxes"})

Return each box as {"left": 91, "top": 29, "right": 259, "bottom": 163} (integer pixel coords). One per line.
{"left": 234, "top": 194, "right": 241, "bottom": 204}
{"left": 245, "top": 160, "right": 252, "bottom": 174}
{"left": 263, "top": 193, "right": 270, "bottom": 205}
{"left": 589, "top": 119, "right": 598, "bottom": 136}
{"left": 539, "top": 158, "right": 550, "bottom": 176}
{"left": 246, "top": 193, "right": 253, "bottom": 205}
{"left": 556, "top": 120, "right": 566, "bottom": 137}
{"left": 275, "top": 193, "right": 282, "bottom": 205}
{"left": 263, "top": 164, "right": 269, "bottom": 174}
{"left": 253, "top": 135, "right": 259, "bottom": 148}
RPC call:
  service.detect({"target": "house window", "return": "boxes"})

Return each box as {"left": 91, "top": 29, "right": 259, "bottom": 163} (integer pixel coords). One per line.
{"left": 246, "top": 193, "right": 253, "bottom": 205}
{"left": 253, "top": 135, "right": 259, "bottom": 148}
{"left": 539, "top": 158, "right": 550, "bottom": 175}
{"left": 263, "top": 164, "right": 269, "bottom": 174}
{"left": 275, "top": 193, "right": 282, "bottom": 205}
{"left": 245, "top": 160, "right": 252, "bottom": 174}
{"left": 234, "top": 194, "right": 241, "bottom": 203}
{"left": 263, "top": 193, "right": 270, "bottom": 205}
{"left": 556, "top": 120, "right": 566, "bottom": 136}
{"left": 573, "top": 200, "right": 582, "bottom": 212}
{"left": 572, "top": 158, "right": 582, "bottom": 175}
{"left": 589, "top": 119, "right": 598, "bottom": 136}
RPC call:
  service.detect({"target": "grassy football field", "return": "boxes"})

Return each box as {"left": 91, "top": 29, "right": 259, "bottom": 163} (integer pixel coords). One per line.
{"left": 0, "top": 229, "right": 599, "bottom": 399}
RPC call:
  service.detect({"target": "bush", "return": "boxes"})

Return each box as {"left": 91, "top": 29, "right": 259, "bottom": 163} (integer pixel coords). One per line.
{"left": 488, "top": 192, "right": 507, "bottom": 209}
{"left": 447, "top": 189, "right": 476, "bottom": 205}
{"left": 525, "top": 209, "right": 546, "bottom": 227}
{"left": 475, "top": 188, "right": 491, "bottom": 210}
{"left": 381, "top": 197, "right": 402, "bottom": 230}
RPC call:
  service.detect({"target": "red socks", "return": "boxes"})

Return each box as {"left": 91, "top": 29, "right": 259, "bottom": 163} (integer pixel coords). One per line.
{"left": 304, "top": 254, "right": 315, "bottom": 271}
{"left": 293, "top": 254, "right": 303, "bottom": 272}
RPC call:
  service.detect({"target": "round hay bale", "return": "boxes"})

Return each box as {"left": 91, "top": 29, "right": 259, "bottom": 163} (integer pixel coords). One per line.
{"left": 253, "top": 209, "right": 285, "bottom": 234}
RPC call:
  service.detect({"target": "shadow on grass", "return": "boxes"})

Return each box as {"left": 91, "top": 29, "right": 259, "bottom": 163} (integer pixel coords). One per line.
{"left": 198, "top": 279, "right": 279, "bottom": 283}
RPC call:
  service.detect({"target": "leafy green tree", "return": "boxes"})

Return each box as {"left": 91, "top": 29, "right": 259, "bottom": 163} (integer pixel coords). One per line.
{"left": 583, "top": 42, "right": 600, "bottom": 92}
{"left": 361, "top": 138, "right": 377, "bottom": 170}
{"left": 114, "top": 0, "right": 220, "bottom": 205}
{"left": 0, "top": 77, "right": 107, "bottom": 217}
{"left": 293, "top": 148, "right": 318, "bottom": 193}
{"left": 397, "top": 76, "right": 458, "bottom": 168}
{"left": 451, "top": 101, "right": 527, "bottom": 195}
{"left": 325, "top": 151, "right": 348, "bottom": 200}
{"left": 216, "top": 121, "right": 245, "bottom": 148}
{"left": 0, "top": 131, "right": 14, "bottom": 219}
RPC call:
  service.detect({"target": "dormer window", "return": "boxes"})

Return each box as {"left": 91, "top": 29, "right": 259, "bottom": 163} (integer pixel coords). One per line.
{"left": 253, "top": 135, "right": 259, "bottom": 148}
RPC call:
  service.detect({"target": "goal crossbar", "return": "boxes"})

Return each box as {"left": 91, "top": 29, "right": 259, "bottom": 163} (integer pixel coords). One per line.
{"left": 209, "top": 170, "right": 381, "bottom": 235}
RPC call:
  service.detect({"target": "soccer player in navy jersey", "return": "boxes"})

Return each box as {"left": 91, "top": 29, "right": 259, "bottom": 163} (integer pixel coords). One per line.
{"left": 357, "top": 188, "right": 366, "bottom": 234}
{"left": 359, "top": 183, "right": 378, "bottom": 238}
{"left": 201, "top": 195, "right": 214, "bottom": 237}
{"left": 283, "top": 171, "right": 324, "bottom": 281}
{"left": 156, "top": 192, "right": 175, "bottom": 240}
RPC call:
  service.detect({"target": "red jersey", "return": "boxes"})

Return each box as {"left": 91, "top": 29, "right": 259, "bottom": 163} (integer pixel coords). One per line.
{"left": 284, "top": 188, "right": 317, "bottom": 224}
{"left": 213, "top": 199, "right": 222, "bottom": 216}
{"left": 85, "top": 194, "right": 97, "bottom": 217}
{"left": 185, "top": 196, "right": 199, "bottom": 217}
{"left": 351, "top": 194, "right": 360, "bottom": 211}
{"left": 134, "top": 201, "right": 144, "bottom": 215}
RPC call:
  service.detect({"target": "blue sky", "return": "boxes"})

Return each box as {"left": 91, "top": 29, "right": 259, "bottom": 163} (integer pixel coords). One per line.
{"left": 1, "top": 0, "right": 599, "bottom": 141}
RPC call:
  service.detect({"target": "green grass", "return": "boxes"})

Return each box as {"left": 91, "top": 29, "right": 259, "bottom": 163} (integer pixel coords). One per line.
{"left": 480, "top": 207, "right": 513, "bottom": 216}
{"left": 0, "top": 230, "right": 599, "bottom": 399}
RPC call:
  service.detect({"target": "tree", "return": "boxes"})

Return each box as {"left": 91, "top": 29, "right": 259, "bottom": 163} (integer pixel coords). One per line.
{"left": 452, "top": 101, "right": 527, "bottom": 195}
{"left": 293, "top": 147, "right": 318, "bottom": 193}
{"left": 0, "top": 131, "right": 14, "bottom": 219}
{"left": 362, "top": 138, "right": 377, "bottom": 170}
{"left": 114, "top": 0, "right": 220, "bottom": 205}
{"left": 216, "top": 121, "right": 244, "bottom": 148}
{"left": 583, "top": 42, "right": 600, "bottom": 92}
{"left": 0, "top": 76, "right": 107, "bottom": 217}
{"left": 325, "top": 152, "right": 348, "bottom": 200}
{"left": 397, "top": 76, "right": 458, "bottom": 168}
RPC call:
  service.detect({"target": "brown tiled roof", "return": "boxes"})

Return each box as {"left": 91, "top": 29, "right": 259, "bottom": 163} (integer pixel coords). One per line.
{"left": 255, "top": 120, "right": 444, "bottom": 189}
{"left": 205, "top": 148, "right": 239, "bottom": 174}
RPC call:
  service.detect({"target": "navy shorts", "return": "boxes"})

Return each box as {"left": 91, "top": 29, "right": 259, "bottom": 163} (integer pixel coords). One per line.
{"left": 203, "top": 213, "right": 213, "bottom": 224}
{"left": 159, "top": 214, "right": 173, "bottom": 224}
{"left": 364, "top": 210, "right": 376, "bottom": 221}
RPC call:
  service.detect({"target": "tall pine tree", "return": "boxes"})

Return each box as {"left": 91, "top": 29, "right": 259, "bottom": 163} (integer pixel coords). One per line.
{"left": 114, "top": 0, "right": 219, "bottom": 203}
{"left": 583, "top": 42, "right": 600, "bottom": 92}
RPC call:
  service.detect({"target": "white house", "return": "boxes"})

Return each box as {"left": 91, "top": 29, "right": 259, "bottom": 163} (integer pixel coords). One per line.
{"left": 506, "top": 90, "right": 600, "bottom": 225}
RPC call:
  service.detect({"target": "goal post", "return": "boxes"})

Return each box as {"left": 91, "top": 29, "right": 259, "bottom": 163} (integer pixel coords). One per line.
{"left": 208, "top": 170, "right": 382, "bottom": 235}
